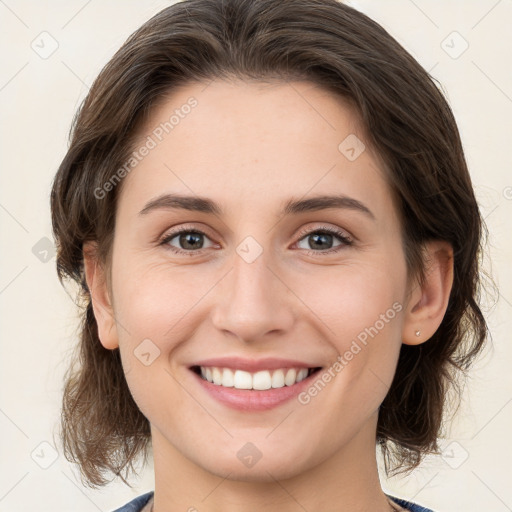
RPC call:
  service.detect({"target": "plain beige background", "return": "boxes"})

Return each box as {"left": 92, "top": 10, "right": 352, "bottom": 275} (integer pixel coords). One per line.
{"left": 0, "top": 1, "right": 511, "bottom": 510}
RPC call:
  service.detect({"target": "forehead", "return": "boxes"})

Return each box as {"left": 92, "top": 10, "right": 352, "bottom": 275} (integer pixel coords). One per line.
{"left": 118, "top": 79, "right": 393, "bottom": 223}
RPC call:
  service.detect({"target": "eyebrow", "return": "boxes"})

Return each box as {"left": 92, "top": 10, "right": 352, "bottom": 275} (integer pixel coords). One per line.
{"left": 138, "top": 193, "right": 375, "bottom": 219}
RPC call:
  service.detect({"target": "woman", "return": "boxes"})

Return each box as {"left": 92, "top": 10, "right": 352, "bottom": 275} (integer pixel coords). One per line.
{"left": 50, "top": 1, "right": 488, "bottom": 511}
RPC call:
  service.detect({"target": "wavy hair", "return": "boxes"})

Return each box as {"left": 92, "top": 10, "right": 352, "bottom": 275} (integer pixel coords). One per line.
{"left": 51, "top": 0, "right": 490, "bottom": 488}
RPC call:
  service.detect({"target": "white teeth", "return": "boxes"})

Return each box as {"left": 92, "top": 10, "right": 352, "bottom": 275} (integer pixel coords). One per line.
{"left": 296, "top": 368, "right": 309, "bottom": 382}
{"left": 233, "top": 370, "right": 252, "bottom": 389}
{"left": 198, "top": 366, "right": 314, "bottom": 390}
{"left": 271, "top": 369, "right": 285, "bottom": 388}
{"left": 222, "top": 368, "right": 234, "bottom": 387}
{"left": 252, "top": 371, "right": 272, "bottom": 390}
{"left": 212, "top": 367, "right": 223, "bottom": 385}
{"left": 284, "top": 368, "right": 297, "bottom": 386}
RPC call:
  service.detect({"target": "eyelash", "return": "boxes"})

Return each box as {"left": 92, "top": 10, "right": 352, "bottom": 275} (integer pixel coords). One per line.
{"left": 159, "top": 224, "right": 353, "bottom": 257}
{"left": 295, "top": 225, "right": 353, "bottom": 255}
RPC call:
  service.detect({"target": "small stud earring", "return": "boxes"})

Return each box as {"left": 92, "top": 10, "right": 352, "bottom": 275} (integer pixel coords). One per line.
{"left": 415, "top": 330, "right": 421, "bottom": 337}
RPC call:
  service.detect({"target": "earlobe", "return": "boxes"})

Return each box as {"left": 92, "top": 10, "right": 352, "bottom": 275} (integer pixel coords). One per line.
{"left": 402, "top": 240, "right": 454, "bottom": 346}
{"left": 83, "top": 241, "right": 119, "bottom": 350}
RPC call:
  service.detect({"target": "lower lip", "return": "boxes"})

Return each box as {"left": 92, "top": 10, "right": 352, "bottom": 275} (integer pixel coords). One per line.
{"left": 190, "top": 368, "right": 321, "bottom": 411}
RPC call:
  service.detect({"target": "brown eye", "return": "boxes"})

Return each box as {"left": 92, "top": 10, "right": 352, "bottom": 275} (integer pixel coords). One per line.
{"left": 295, "top": 226, "right": 353, "bottom": 254}
{"left": 161, "top": 229, "right": 215, "bottom": 254}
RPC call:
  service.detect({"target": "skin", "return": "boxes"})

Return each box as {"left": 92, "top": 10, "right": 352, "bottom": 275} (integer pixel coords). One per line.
{"left": 84, "top": 79, "right": 453, "bottom": 512}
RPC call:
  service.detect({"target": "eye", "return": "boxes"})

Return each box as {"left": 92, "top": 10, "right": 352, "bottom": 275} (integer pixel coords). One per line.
{"left": 159, "top": 224, "right": 353, "bottom": 256}
{"left": 295, "top": 225, "right": 353, "bottom": 254}
{"left": 160, "top": 228, "right": 216, "bottom": 255}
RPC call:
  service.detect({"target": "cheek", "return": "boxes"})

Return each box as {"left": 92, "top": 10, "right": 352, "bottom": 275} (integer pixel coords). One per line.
{"left": 112, "top": 266, "right": 191, "bottom": 422}
{"left": 113, "top": 260, "right": 208, "bottom": 341}
{"left": 295, "top": 262, "right": 405, "bottom": 345}
{"left": 292, "top": 263, "right": 405, "bottom": 409}
{"left": 109, "top": 262, "right": 201, "bottom": 398}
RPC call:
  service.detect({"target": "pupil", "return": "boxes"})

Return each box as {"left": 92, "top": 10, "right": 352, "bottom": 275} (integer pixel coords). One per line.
{"left": 310, "top": 233, "right": 332, "bottom": 250}
{"left": 177, "top": 232, "right": 334, "bottom": 251}
{"left": 180, "top": 232, "right": 203, "bottom": 250}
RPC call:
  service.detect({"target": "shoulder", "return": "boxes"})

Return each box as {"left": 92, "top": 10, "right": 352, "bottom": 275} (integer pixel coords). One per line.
{"left": 111, "top": 491, "right": 154, "bottom": 512}
{"left": 388, "top": 494, "right": 437, "bottom": 512}
{"left": 111, "top": 491, "right": 434, "bottom": 512}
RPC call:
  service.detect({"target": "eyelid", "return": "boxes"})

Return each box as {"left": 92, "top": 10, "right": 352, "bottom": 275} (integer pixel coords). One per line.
{"left": 158, "top": 222, "right": 214, "bottom": 241}
{"left": 159, "top": 222, "right": 354, "bottom": 255}
{"left": 295, "top": 223, "right": 353, "bottom": 243}
{"left": 158, "top": 223, "right": 217, "bottom": 248}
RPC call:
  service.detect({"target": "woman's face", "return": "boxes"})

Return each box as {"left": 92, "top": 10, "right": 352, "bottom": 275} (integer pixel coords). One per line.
{"left": 106, "top": 79, "right": 412, "bottom": 480}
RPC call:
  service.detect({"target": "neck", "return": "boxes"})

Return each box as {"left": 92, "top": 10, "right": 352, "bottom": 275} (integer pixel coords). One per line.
{"left": 149, "top": 411, "right": 396, "bottom": 512}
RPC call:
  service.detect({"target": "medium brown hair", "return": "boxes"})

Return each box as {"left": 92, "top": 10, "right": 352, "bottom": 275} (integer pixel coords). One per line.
{"left": 51, "top": 0, "right": 489, "bottom": 488}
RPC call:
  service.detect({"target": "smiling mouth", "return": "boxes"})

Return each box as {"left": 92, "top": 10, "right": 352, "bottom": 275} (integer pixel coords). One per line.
{"left": 191, "top": 365, "right": 323, "bottom": 390}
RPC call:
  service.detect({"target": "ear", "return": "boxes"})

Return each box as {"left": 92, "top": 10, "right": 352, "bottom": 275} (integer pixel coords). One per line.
{"left": 402, "top": 240, "right": 454, "bottom": 345}
{"left": 83, "top": 241, "right": 119, "bottom": 350}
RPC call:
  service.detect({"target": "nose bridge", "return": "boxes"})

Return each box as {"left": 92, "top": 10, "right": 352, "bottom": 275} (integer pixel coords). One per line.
{"left": 211, "top": 236, "right": 294, "bottom": 341}
{"left": 232, "top": 241, "right": 274, "bottom": 303}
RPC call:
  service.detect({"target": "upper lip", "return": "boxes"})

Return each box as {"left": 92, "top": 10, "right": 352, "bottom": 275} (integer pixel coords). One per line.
{"left": 190, "top": 357, "right": 321, "bottom": 373}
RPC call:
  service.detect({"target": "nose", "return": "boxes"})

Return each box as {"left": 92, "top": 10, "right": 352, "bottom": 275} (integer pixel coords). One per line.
{"left": 210, "top": 243, "right": 295, "bottom": 343}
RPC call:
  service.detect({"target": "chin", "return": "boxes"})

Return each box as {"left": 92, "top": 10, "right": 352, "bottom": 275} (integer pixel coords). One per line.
{"left": 203, "top": 457, "right": 307, "bottom": 483}
{"left": 191, "top": 442, "right": 315, "bottom": 483}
